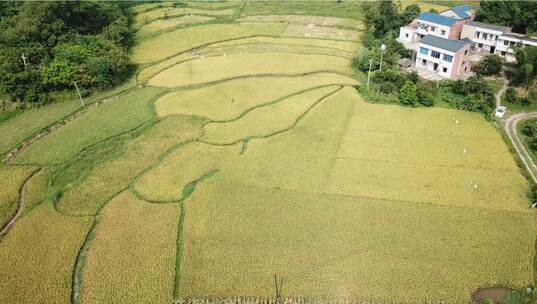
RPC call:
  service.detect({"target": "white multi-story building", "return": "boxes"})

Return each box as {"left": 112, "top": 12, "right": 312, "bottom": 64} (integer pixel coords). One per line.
{"left": 416, "top": 35, "right": 472, "bottom": 80}
{"left": 461, "top": 22, "right": 537, "bottom": 62}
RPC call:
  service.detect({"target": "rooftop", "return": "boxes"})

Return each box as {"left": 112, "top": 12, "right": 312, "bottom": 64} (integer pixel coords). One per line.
{"left": 467, "top": 21, "right": 510, "bottom": 33}
{"left": 450, "top": 5, "right": 474, "bottom": 19}
{"left": 417, "top": 12, "right": 458, "bottom": 27}
{"left": 420, "top": 34, "right": 470, "bottom": 52}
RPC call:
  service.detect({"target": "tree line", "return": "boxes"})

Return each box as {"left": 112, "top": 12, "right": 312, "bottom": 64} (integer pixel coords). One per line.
{"left": 0, "top": 2, "right": 134, "bottom": 104}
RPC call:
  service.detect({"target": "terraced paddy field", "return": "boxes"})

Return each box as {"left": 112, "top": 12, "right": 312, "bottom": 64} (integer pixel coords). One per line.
{"left": 0, "top": 2, "right": 535, "bottom": 304}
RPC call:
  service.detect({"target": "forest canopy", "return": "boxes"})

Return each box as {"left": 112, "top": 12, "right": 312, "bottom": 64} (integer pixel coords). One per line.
{"left": 0, "top": 1, "right": 133, "bottom": 104}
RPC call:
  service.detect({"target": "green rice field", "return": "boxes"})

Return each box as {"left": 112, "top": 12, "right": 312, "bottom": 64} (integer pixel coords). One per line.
{"left": 0, "top": 2, "right": 535, "bottom": 304}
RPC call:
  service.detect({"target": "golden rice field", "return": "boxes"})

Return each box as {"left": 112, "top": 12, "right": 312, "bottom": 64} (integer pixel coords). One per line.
{"left": 148, "top": 53, "right": 353, "bottom": 87}
{"left": 0, "top": 2, "right": 535, "bottom": 304}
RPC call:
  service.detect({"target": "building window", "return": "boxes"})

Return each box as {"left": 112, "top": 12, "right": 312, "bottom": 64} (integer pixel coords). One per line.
{"left": 431, "top": 50, "right": 441, "bottom": 59}
{"left": 405, "top": 33, "right": 409, "bottom": 38}
{"left": 464, "top": 67, "right": 468, "bottom": 71}
{"left": 422, "top": 59, "right": 427, "bottom": 65}
{"left": 495, "top": 35, "right": 499, "bottom": 41}
{"left": 441, "top": 30, "right": 446, "bottom": 35}
{"left": 504, "top": 40, "right": 509, "bottom": 46}
{"left": 478, "top": 43, "right": 483, "bottom": 48}
{"left": 443, "top": 54, "right": 453, "bottom": 62}
{"left": 419, "top": 47, "right": 429, "bottom": 55}
{"left": 501, "top": 51, "right": 506, "bottom": 56}
{"left": 475, "top": 31, "right": 480, "bottom": 38}
{"left": 443, "top": 67, "right": 448, "bottom": 73}
{"left": 431, "top": 26, "right": 436, "bottom": 32}
{"left": 464, "top": 50, "right": 468, "bottom": 55}
{"left": 483, "top": 33, "right": 488, "bottom": 39}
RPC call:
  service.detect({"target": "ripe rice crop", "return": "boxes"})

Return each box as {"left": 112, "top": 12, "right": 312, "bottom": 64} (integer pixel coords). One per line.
{"left": 281, "top": 24, "right": 361, "bottom": 41}
{"left": 0, "top": 202, "right": 92, "bottom": 303}
{"left": 327, "top": 89, "right": 529, "bottom": 211}
{"left": 57, "top": 115, "right": 204, "bottom": 216}
{"left": 201, "top": 43, "right": 354, "bottom": 59}
{"left": 201, "top": 85, "right": 341, "bottom": 145}
{"left": 218, "top": 85, "right": 356, "bottom": 193}
{"left": 155, "top": 73, "right": 357, "bottom": 120}
{"left": 208, "top": 36, "right": 361, "bottom": 53}
{"left": 137, "top": 15, "right": 214, "bottom": 37}
{"left": 180, "top": 178, "right": 536, "bottom": 303}
{"left": 22, "top": 168, "right": 52, "bottom": 214}
{"left": 148, "top": 53, "right": 352, "bottom": 87}
{"left": 133, "top": 142, "right": 241, "bottom": 202}
{"left": 80, "top": 191, "right": 179, "bottom": 303}
{"left": 133, "top": 22, "right": 287, "bottom": 64}
{"left": 0, "top": 165, "right": 37, "bottom": 229}
{"left": 14, "top": 87, "right": 164, "bottom": 166}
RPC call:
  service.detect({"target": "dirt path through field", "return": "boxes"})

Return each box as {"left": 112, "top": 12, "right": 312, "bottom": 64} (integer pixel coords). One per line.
{"left": 504, "top": 112, "right": 537, "bottom": 184}
{"left": 495, "top": 72, "right": 508, "bottom": 108}
{"left": 0, "top": 168, "right": 41, "bottom": 238}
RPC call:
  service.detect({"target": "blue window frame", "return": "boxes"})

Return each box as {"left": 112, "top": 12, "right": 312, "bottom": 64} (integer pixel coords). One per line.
{"left": 420, "top": 47, "right": 429, "bottom": 55}
{"left": 431, "top": 50, "right": 441, "bottom": 59}
{"left": 443, "top": 54, "right": 453, "bottom": 62}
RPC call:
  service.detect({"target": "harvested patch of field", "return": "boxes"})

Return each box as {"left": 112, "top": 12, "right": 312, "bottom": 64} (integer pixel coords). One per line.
{"left": 0, "top": 76, "right": 137, "bottom": 157}
{"left": 241, "top": 1, "right": 364, "bottom": 20}
{"left": 0, "top": 202, "right": 92, "bottom": 303}
{"left": 80, "top": 191, "right": 179, "bottom": 303}
{"left": 155, "top": 73, "right": 357, "bottom": 121}
{"left": 239, "top": 15, "right": 363, "bottom": 29}
{"left": 208, "top": 36, "right": 360, "bottom": 53}
{"left": 282, "top": 24, "right": 360, "bottom": 41}
{"left": 57, "top": 116, "right": 204, "bottom": 216}
{"left": 23, "top": 168, "right": 52, "bottom": 214}
{"left": 180, "top": 178, "right": 536, "bottom": 302}
{"left": 137, "top": 15, "right": 214, "bottom": 37}
{"left": 201, "top": 85, "right": 342, "bottom": 145}
{"left": 14, "top": 87, "right": 164, "bottom": 166}
{"left": 133, "top": 142, "right": 241, "bottom": 202}
{"left": 0, "top": 165, "right": 37, "bottom": 229}
{"left": 133, "top": 22, "right": 287, "bottom": 64}
{"left": 149, "top": 53, "right": 352, "bottom": 87}
{"left": 134, "top": 7, "right": 234, "bottom": 28}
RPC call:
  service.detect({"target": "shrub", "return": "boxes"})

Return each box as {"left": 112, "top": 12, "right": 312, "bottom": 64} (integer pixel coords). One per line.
{"left": 504, "top": 87, "right": 519, "bottom": 104}
{"left": 417, "top": 89, "right": 434, "bottom": 106}
{"left": 399, "top": 81, "right": 418, "bottom": 106}
{"left": 528, "top": 88, "right": 537, "bottom": 103}
{"left": 473, "top": 54, "right": 503, "bottom": 76}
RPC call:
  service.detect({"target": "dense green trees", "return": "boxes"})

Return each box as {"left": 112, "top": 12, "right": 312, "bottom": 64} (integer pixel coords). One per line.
{"left": 511, "top": 47, "right": 537, "bottom": 87}
{"left": 476, "top": 0, "right": 537, "bottom": 34}
{"left": 0, "top": 1, "right": 133, "bottom": 104}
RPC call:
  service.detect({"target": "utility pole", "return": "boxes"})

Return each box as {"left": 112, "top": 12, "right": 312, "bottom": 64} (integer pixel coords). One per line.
{"left": 379, "top": 44, "right": 387, "bottom": 72}
{"left": 367, "top": 59, "right": 373, "bottom": 86}
{"left": 21, "top": 53, "right": 27, "bottom": 68}
{"left": 73, "top": 81, "right": 85, "bottom": 107}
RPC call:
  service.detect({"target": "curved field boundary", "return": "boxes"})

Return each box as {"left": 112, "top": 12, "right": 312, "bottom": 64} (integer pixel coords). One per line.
{"left": 2, "top": 85, "right": 140, "bottom": 165}
{"left": 151, "top": 70, "right": 355, "bottom": 91}
{"left": 0, "top": 167, "right": 41, "bottom": 240}
{"left": 137, "top": 33, "right": 358, "bottom": 82}
{"left": 205, "top": 41, "right": 355, "bottom": 58}
{"left": 136, "top": 15, "right": 218, "bottom": 39}
{"left": 70, "top": 188, "right": 128, "bottom": 304}
{"left": 200, "top": 85, "right": 345, "bottom": 147}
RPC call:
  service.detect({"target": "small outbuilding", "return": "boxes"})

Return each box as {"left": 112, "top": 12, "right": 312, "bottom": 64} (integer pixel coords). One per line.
{"left": 398, "top": 58, "right": 413, "bottom": 69}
